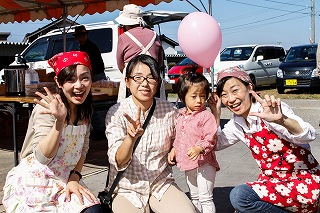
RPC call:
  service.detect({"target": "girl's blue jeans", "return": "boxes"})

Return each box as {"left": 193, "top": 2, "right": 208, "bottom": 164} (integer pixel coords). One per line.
{"left": 230, "top": 184, "right": 290, "bottom": 213}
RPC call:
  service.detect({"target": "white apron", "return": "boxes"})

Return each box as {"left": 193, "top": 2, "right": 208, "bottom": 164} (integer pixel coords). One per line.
{"left": 117, "top": 31, "right": 166, "bottom": 102}
{"left": 2, "top": 124, "right": 99, "bottom": 213}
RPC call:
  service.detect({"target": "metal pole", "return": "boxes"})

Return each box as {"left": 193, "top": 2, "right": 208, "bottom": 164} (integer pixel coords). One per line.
{"left": 311, "top": 0, "right": 315, "bottom": 43}
{"left": 63, "top": 6, "right": 67, "bottom": 52}
{"left": 208, "top": 0, "right": 215, "bottom": 90}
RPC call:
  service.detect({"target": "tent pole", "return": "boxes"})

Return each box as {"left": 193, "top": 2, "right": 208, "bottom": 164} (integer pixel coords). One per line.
{"left": 63, "top": 6, "right": 67, "bottom": 52}
{"left": 209, "top": 0, "right": 215, "bottom": 91}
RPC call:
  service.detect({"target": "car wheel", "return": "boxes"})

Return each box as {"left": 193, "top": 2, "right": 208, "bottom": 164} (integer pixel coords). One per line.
{"left": 277, "top": 87, "right": 284, "bottom": 94}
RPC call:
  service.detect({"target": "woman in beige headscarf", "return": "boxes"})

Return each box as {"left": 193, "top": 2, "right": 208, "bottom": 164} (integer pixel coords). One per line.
{"left": 115, "top": 4, "right": 165, "bottom": 102}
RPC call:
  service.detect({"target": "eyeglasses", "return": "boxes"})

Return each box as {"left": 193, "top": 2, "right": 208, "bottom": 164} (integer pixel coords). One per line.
{"left": 128, "top": 75, "right": 158, "bottom": 84}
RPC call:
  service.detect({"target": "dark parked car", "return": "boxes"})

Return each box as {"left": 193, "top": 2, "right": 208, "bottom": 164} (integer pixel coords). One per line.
{"left": 276, "top": 44, "right": 320, "bottom": 94}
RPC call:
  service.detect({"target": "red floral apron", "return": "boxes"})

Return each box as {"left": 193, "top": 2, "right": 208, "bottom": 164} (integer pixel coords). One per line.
{"left": 245, "top": 119, "right": 320, "bottom": 212}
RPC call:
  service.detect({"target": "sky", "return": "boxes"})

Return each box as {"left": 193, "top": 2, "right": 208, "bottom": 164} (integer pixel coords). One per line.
{"left": 0, "top": 0, "right": 319, "bottom": 50}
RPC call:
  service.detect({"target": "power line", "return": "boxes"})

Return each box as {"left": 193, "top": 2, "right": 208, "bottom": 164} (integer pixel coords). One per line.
{"left": 261, "top": 0, "right": 308, "bottom": 8}
{"left": 221, "top": 8, "right": 308, "bottom": 31}
{"left": 224, "top": 0, "right": 310, "bottom": 14}
{"left": 222, "top": 14, "right": 309, "bottom": 34}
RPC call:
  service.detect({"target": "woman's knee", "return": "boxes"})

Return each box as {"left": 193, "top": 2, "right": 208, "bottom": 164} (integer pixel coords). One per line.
{"left": 230, "top": 184, "right": 259, "bottom": 210}
{"left": 150, "top": 185, "right": 196, "bottom": 213}
{"left": 112, "top": 194, "right": 144, "bottom": 213}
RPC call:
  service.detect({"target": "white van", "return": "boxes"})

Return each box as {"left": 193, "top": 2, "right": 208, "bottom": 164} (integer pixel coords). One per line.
{"left": 218, "top": 44, "right": 286, "bottom": 87}
{"left": 0, "top": 11, "right": 189, "bottom": 84}
{"left": 7, "top": 21, "right": 122, "bottom": 83}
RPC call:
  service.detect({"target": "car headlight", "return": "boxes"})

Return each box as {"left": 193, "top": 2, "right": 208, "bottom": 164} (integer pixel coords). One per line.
{"left": 311, "top": 68, "right": 319, "bottom": 77}
{"left": 277, "top": 69, "right": 283, "bottom": 78}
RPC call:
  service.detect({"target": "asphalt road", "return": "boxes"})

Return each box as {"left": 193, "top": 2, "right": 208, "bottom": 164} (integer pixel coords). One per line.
{"left": 1, "top": 97, "right": 319, "bottom": 213}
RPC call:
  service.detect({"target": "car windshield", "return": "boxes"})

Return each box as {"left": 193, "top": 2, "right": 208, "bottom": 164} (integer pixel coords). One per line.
{"left": 220, "top": 47, "right": 254, "bottom": 61}
{"left": 284, "top": 45, "right": 317, "bottom": 63}
{"left": 178, "top": 58, "right": 198, "bottom": 66}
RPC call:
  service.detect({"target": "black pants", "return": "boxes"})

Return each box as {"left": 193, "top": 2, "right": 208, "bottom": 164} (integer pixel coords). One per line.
{"left": 81, "top": 204, "right": 103, "bottom": 213}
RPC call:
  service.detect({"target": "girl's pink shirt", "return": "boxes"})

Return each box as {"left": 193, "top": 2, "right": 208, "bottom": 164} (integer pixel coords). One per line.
{"left": 173, "top": 107, "right": 220, "bottom": 171}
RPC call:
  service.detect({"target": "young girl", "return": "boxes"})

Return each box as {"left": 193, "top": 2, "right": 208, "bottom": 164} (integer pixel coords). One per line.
{"left": 208, "top": 66, "right": 320, "bottom": 212}
{"left": 168, "top": 68, "right": 219, "bottom": 213}
{"left": 2, "top": 51, "right": 101, "bottom": 213}
{"left": 105, "top": 54, "right": 195, "bottom": 213}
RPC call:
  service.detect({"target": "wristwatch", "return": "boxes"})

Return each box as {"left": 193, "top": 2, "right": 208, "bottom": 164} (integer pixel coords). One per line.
{"left": 69, "top": 169, "right": 82, "bottom": 179}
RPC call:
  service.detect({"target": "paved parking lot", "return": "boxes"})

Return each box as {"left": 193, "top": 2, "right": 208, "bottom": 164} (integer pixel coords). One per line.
{"left": 1, "top": 98, "right": 320, "bottom": 212}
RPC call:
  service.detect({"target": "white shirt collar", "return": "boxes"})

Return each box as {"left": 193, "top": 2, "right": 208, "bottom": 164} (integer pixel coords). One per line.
{"left": 233, "top": 101, "right": 261, "bottom": 132}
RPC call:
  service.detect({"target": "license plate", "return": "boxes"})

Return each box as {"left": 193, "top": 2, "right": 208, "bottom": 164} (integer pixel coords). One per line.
{"left": 285, "top": 79, "right": 297, "bottom": 86}
{"left": 169, "top": 79, "right": 175, "bottom": 84}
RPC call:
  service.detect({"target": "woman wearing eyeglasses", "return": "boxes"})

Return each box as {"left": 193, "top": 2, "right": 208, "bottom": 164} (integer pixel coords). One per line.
{"left": 105, "top": 54, "right": 195, "bottom": 213}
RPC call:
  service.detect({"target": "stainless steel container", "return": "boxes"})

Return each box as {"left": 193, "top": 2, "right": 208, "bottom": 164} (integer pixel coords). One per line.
{"left": 4, "top": 64, "right": 28, "bottom": 96}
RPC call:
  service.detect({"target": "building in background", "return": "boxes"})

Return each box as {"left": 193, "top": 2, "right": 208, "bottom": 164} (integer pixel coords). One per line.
{"left": 160, "top": 34, "right": 186, "bottom": 69}
{"left": 0, "top": 32, "right": 28, "bottom": 72}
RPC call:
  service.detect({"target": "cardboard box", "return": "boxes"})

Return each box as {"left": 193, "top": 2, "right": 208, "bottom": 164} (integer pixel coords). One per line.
{"left": 0, "top": 84, "right": 5, "bottom": 95}
{"left": 91, "top": 87, "right": 119, "bottom": 96}
{"left": 25, "top": 82, "right": 57, "bottom": 96}
{"left": 164, "top": 82, "right": 172, "bottom": 91}
{"left": 35, "top": 69, "right": 55, "bottom": 82}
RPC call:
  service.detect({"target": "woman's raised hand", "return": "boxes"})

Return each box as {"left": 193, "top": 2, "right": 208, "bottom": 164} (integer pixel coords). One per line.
{"left": 34, "top": 87, "right": 67, "bottom": 122}
{"left": 123, "top": 106, "right": 144, "bottom": 139}
{"left": 249, "top": 91, "right": 283, "bottom": 123}
{"left": 207, "top": 92, "right": 221, "bottom": 114}
{"left": 207, "top": 92, "right": 222, "bottom": 126}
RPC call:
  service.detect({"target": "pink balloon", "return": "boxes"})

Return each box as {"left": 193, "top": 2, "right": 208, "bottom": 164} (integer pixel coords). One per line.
{"left": 178, "top": 12, "right": 222, "bottom": 68}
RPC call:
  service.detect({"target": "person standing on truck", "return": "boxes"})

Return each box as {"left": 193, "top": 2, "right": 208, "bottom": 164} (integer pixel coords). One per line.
{"left": 74, "top": 25, "right": 107, "bottom": 82}
{"left": 115, "top": 4, "right": 165, "bottom": 102}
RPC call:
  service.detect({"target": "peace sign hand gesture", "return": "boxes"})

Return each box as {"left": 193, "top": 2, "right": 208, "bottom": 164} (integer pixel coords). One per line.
{"left": 123, "top": 106, "right": 144, "bottom": 139}
{"left": 249, "top": 91, "right": 283, "bottom": 123}
{"left": 34, "top": 87, "right": 67, "bottom": 123}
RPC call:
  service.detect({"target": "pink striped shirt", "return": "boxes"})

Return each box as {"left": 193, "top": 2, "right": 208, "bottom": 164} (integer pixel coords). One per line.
{"left": 173, "top": 107, "right": 220, "bottom": 171}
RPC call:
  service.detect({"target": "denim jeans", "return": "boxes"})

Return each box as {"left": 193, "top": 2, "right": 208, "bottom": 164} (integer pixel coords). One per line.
{"left": 230, "top": 184, "right": 290, "bottom": 213}
{"left": 81, "top": 204, "right": 103, "bottom": 213}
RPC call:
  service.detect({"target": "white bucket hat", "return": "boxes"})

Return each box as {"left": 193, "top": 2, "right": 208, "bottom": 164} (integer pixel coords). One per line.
{"left": 115, "top": 4, "right": 146, "bottom": 26}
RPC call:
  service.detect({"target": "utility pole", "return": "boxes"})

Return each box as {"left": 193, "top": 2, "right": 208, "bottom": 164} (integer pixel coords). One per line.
{"left": 208, "top": 0, "right": 215, "bottom": 90}
{"left": 311, "top": 0, "right": 315, "bottom": 43}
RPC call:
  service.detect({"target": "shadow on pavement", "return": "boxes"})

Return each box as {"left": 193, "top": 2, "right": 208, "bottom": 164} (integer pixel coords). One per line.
{"left": 214, "top": 187, "right": 235, "bottom": 213}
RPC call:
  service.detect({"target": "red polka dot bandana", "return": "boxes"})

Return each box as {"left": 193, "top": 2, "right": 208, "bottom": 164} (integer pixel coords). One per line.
{"left": 48, "top": 51, "right": 92, "bottom": 76}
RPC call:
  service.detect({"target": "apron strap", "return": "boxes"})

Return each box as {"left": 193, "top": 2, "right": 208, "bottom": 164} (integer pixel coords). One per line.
{"left": 125, "top": 31, "right": 156, "bottom": 55}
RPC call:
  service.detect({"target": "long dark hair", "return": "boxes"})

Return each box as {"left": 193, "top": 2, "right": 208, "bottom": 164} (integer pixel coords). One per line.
{"left": 56, "top": 65, "right": 93, "bottom": 124}
{"left": 176, "top": 66, "right": 210, "bottom": 103}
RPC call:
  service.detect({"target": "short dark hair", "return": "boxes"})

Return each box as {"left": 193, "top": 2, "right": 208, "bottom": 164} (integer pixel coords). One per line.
{"left": 216, "top": 76, "right": 256, "bottom": 103}
{"left": 125, "top": 54, "right": 161, "bottom": 96}
{"left": 176, "top": 66, "right": 210, "bottom": 103}
{"left": 125, "top": 54, "right": 161, "bottom": 80}
{"left": 73, "top": 25, "right": 88, "bottom": 36}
